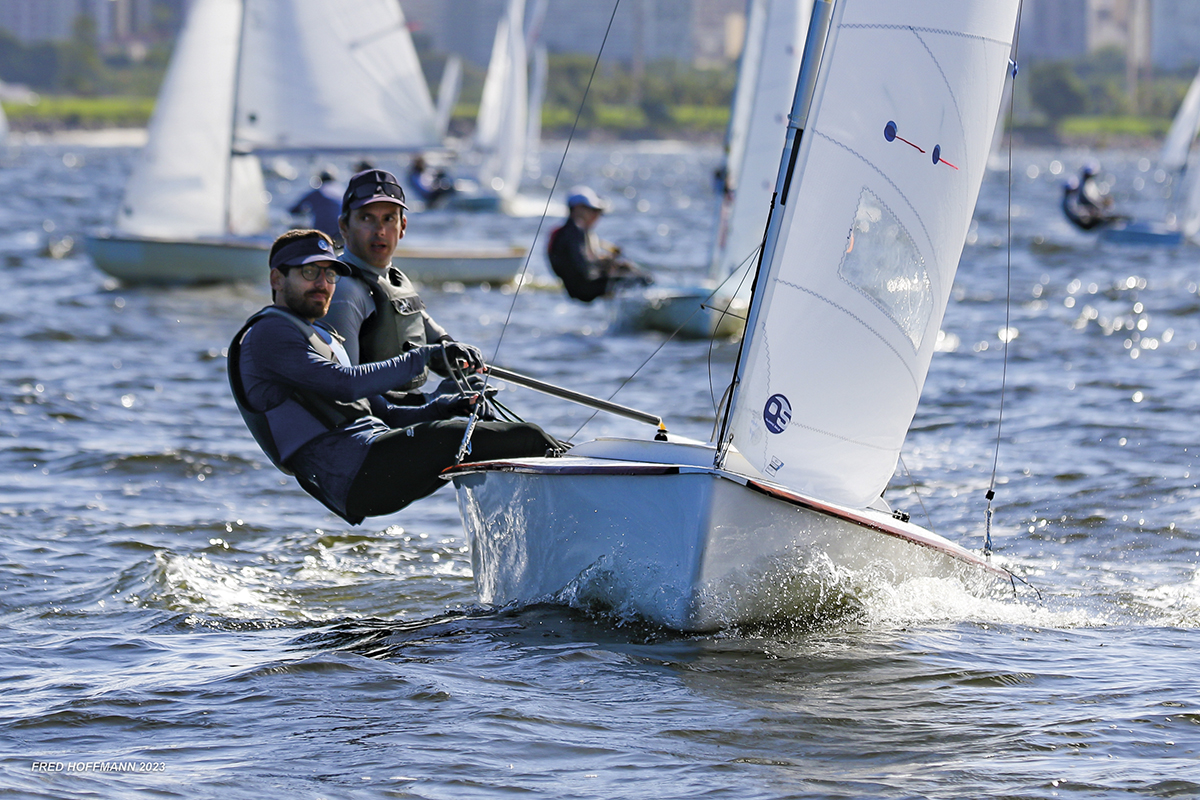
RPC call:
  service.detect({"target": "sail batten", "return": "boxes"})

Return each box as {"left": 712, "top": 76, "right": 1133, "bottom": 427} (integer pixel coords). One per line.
{"left": 726, "top": 0, "right": 1020, "bottom": 508}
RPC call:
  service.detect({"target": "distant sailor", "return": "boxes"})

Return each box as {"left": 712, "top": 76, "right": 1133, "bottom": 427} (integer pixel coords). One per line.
{"left": 1062, "top": 163, "right": 1124, "bottom": 231}
{"left": 228, "top": 229, "right": 559, "bottom": 524}
{"left": 406, "top": 155, "right": 456, "bottom": 209}
{"left": 547, "top": 186, "right": 653, "bottom": 303}
{"left": 288, "top": 169, "right": 342, "bottom": 242}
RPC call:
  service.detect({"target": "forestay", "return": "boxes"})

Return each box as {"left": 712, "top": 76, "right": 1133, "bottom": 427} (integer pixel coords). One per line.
{"left": 710, "top": 0, "right": 812, "bottom": 287}
{"left": 725, "top": 0, "right": 1019, "bottom": 508}
{"left": 475, "top": 0, "right": 529, "bottom": 199}
{"left": 118, "top": 0, "right": 267, "bottom": 239}
{"left": 235, "top": 0, "right": 438, "bottom": 153}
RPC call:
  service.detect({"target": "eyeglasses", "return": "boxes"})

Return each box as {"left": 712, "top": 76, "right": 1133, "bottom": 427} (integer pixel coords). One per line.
{"left": 285, "top": 264, "right": 341, "bottom": 283}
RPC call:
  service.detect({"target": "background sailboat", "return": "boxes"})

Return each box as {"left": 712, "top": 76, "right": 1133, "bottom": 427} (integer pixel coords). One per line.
{"left": 87, "top": 0, "right": 524, "bottom": 285}
{"left": 617, "top": 0, "right": 812, "bottom": 339}
{"left": 448, "top": 0, "right": 556, "bottom": 217}
{"left": 1089, "top": 66, "right": 1200, "bottom": 247}
{"left": 449, "top": 0, "right": 1020, "bottom": 631}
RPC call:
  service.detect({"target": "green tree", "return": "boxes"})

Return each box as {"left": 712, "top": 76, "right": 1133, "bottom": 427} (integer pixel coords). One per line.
{"left": 1029, "top": 61, "right": 1087, "bottom": 123}
{"left": 59, "top": 14, "right": 104, "bottom": 95}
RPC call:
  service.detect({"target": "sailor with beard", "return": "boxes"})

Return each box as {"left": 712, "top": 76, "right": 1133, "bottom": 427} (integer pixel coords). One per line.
{"left": 228, "top": 229, "right": 559, "bottom": 524}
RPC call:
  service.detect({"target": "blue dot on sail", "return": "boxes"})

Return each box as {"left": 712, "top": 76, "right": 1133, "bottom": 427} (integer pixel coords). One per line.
{"left": 763, "top": 394, "right": 792, "bottom": 434}
{"left": 884, "top": 121, "right": 897, "bottom": 142}
{"left": 932, "top": 144, "right": 941, "bottom": 164}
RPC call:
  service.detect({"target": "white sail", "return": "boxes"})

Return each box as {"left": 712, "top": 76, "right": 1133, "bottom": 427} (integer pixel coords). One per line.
{"left": 1159, "top": 66, "right": 1200, "bottom": 172}
{"left": 526, "top": 44, "right": 547, "bottom": 173}
{"left": 117, "top": 0, "right": 265, "bottom": 238}
{"left": 726, "top": 0, "right": 1018, "bottom": 508}
{"left": 710, "top": 0, "right": 812, "bottom": 286}
{"left": 475, "top": 0, "right": 528, "bottom": 198}
{"left": 235, "top": 0, "right": 438, "bottom": 152}
{"left": 434, "top": 55, "right": 463, "bottom": 139}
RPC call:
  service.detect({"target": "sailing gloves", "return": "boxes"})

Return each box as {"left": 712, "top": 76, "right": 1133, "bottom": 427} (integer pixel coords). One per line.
{"left": 431, "top": 391, "right": 496, "bottom": 420}
{"left": 414, "top": 340, "right": 485, "bottom": 376}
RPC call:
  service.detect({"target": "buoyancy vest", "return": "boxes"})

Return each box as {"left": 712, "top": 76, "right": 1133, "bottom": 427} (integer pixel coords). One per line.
{"left": 228, "top": 307, "right": 374, "bottom": 520}
{"left": 345, "top": 263, "right": 430, "bottom": 389}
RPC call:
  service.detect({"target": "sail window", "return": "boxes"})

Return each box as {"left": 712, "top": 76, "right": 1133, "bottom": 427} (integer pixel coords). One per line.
{"left": 838, "top": 188, "right": 932, "bottom": 350}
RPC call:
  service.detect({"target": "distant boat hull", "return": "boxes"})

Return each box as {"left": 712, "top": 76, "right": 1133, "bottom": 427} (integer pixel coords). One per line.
{"left": 87, "top": 232, "right": 527, "bottom": 286}
{"left": 85, "top": 232, "right": 270, "bottom": 285}
{"left": 448, "top": 438, "right": 1004, "bottom": 631}
{"left": 615, "top": 285, "right": 748, "bottom": 339}
{"left": 1098, "top": 220, "right": 1184, "bottom": 247}
{"left": 393, "top": 243, "right": 527, "bottom": 284}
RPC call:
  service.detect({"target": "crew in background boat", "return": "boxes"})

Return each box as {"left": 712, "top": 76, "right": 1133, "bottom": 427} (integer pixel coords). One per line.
{"left": 288, "top": 169, "right": 342, "bottom": 242}
{"left": 228, "top": 229, "right": 560, "bottom": 524}
{"left": 323, "top": 168, "right": 479, "bottom": 404}
{"left": 1062, "top": 162, "right": 1125, "bottom": 231}
{"left": 547, "top": 186, "right": 654, "bottom": 303}
{"left": 406, "top": 155, "right": 457, "bottom": 209}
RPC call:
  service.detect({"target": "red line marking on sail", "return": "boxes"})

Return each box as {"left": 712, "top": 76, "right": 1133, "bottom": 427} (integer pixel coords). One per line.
{"left": 938, "top": 158, "right": 959, "bottom": 170}
{"left": 894, "top": 135, "right": 925, "bottom": 153}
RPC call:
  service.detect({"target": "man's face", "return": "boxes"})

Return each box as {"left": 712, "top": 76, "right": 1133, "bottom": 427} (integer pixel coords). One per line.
{"left": 271, "top": 260, "right": 339, "bottom": 321}
{"left": 573, "top": 206, "right": 602, "bottom": 229}
{"left": 339, "top": 201, "right": 407, "bottom": 269}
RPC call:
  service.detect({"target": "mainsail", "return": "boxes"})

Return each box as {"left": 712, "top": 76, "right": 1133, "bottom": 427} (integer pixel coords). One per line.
{"left": 118, "top": 0, "right": 438, "bottom": 241}
{"left": 475, "top": 0, "right": 529, "bottom": 199}
{"left": 235, "top": 0, "right": 437, "bottom": 152}
{"left": 1159, "top": 66, "right": 1200, "bottom": 173}
{"left": 710, "top": 0, "right": 813, "bottom": 287}
{"left": 118, "top": 0, "right": 263, "bottom": 238}
{"left": 725, "top": 0, "right": 1019, "bottom": 508}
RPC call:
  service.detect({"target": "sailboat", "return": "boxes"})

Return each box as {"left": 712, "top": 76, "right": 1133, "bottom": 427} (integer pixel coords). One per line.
{"left": 87, "top": 0, "right": 525, "bottom": 285}
{"left": 447, "top": 0, "right": 1020, "bottom": 631}
{"left": 616, "top": 0, "right": 812, "bottom": 339}
{"left": 448, "top": 0, "right": 557, "bottom": 218}
{"left": 1088, "top": 66, "right": 1200, "bottom": 247}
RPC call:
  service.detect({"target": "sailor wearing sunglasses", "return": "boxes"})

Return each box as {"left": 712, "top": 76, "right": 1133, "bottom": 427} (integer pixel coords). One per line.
{"left": 228, "top": 229, "right": 558, "bottom": 524}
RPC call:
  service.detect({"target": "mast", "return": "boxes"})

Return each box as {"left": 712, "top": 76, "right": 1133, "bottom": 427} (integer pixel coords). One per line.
{"left": 224, "top": 0, "right": 249, "bottom": 236}
{"left": 715, "top": 0, "right": 836, "bottom": 466}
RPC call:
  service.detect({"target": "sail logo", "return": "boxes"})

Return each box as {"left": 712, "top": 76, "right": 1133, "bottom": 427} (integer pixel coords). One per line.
{"left": 763, "top": 394, "right": 792, "bottom": 434}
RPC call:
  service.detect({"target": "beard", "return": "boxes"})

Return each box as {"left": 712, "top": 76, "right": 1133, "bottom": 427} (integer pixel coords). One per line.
{"left": 281, "top": 281, "right": 332, "bottom": 320}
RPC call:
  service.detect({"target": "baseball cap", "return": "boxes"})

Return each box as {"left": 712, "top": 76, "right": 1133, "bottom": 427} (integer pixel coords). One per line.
{"left": 566, "top": 185, "right": 608, "bottom": 211}
{"left": 269, "top": 235, "right": 350, "bottom": 274}
{"left": 342, "top": 169, "right": 408, "bottom": 215}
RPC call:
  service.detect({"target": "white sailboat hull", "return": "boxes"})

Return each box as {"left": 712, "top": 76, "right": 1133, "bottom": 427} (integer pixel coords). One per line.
{"left": 86, "top": 232, "right": 270, "bottom": 284}
{"left": 449, "top": 439, "right": 1004, "bottom": 631}
{"left": 614, "top": 285, "right": 747, "bottom": 339}
{"left": 86, "top": 232, "right": 527, "bottom": 286}
{"left": 392, "top": 243, "right": 527, "bottom": 285}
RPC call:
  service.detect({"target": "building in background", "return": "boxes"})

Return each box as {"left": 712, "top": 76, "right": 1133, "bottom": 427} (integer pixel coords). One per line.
{"left": 402, "top": 0, "right": 744, "bottom": 69}
{"left": 1151, "top": 0, "right": 1200, "bottom": 71}
{"left": 0, "top": 0, "right": 184, "bottom": 48}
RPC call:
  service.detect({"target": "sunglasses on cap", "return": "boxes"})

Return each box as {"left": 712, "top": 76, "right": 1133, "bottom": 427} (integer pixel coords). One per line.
{"left": 343, "top": 170, "right": 408, "bottom": 211}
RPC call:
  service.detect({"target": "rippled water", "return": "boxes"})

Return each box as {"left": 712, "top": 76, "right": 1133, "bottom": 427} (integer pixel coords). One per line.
{"left": 1, "top": 135, "right": 1197, "bottom": 799}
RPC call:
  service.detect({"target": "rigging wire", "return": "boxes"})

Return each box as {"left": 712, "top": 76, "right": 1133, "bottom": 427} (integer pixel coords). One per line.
{"left": 567, "top": 244, "right": 757, "bottom": 443}
{"left": 455, "top": 0, "right": 623, "bottom": 463}
{"left": 985, "top": 6, "right": 1024, "bottom": 558}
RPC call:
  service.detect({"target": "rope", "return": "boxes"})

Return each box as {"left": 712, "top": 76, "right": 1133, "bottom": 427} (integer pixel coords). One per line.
{"left": 455, "top": 0, "right": 623, "bottom": 463}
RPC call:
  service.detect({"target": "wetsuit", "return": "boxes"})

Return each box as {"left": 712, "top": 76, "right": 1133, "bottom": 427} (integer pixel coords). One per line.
{"left": 231, "top": 306, "right": 558, "bottom": 523}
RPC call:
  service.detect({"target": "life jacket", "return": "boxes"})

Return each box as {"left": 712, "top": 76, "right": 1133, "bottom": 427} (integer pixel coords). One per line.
{"left": 343, "top": 262, "right": 430, "bottom": 389}
{"left": 228, "top": 306, "right": 373, "bottom": 522}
